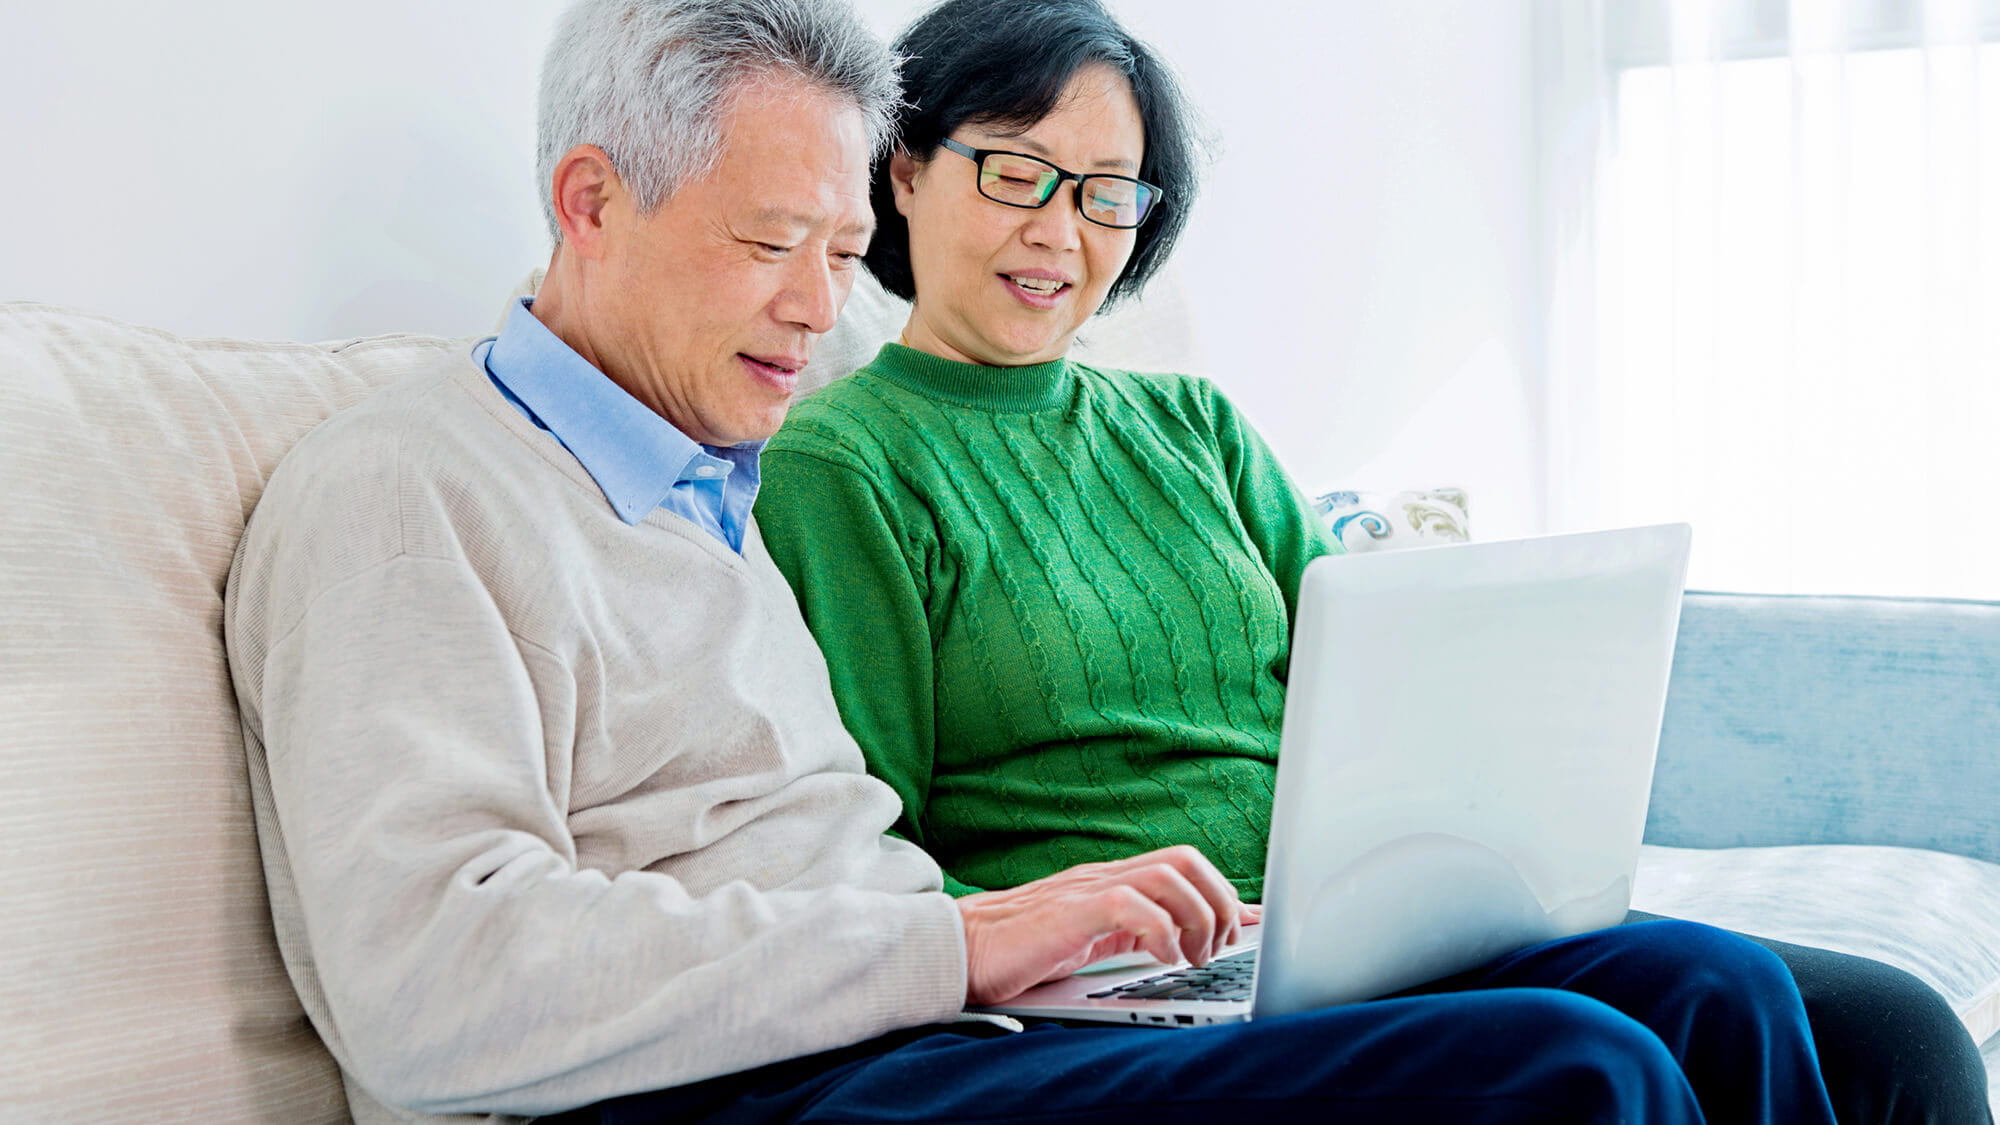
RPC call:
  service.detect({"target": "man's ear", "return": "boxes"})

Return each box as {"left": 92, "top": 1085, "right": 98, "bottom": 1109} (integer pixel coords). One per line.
{"left": 888, "top": 148, "right": 922, "bottom": 219}
{"left": 551, "top": 144, "right": 620, "bottom": 258}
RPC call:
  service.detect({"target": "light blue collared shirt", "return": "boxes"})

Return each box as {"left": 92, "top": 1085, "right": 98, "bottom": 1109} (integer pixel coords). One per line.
{"left": 475, "top": 298, "right": 763, "bottom": 552}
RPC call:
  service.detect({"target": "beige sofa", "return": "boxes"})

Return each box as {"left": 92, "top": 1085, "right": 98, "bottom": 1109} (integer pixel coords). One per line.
{"left": 4, "top": 273, "right": 1995, "bottom": 1119}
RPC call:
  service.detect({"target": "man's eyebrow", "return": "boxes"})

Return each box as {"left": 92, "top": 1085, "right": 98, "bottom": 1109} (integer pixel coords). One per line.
{"left": 748, "top": 207, "right": 813, "bottom": 230}
{"left": 748, "top": 208, "right": 874, "bottom": 240}
{"left": 983, "top": 134, "right": 1138, "bottom": 173}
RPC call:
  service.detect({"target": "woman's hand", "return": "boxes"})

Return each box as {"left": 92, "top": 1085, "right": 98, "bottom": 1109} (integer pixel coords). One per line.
{"left": 954, "top": 845, "right": 1243, "bottom": 1006}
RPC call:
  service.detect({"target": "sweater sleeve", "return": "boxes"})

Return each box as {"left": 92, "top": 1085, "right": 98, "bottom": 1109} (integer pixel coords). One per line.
{"left": 233, "top": 548, "right": 967, "bottom": 1116}
{"left": 1207, "top": 383, "right": 1342, "bottom": 627}
{"left": 756, "top": 446, "right": 986, "bottom": 898}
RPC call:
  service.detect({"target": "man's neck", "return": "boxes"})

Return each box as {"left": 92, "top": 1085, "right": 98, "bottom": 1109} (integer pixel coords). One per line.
{"left": 527, "top": 250, "right": 608, "bottom": 376}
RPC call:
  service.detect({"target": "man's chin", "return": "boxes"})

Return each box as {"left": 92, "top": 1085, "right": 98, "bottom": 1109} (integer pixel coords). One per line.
{"left": 715, "top": 406, "right": 793, "bottom": 447}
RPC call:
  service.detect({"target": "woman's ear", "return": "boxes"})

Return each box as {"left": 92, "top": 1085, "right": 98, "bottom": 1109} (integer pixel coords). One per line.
{"left": 888, "top": 148, "right": 922, "bottom": 219}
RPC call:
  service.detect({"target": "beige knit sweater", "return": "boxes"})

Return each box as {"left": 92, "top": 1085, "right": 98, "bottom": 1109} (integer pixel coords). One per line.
{"left": 225, "top": 350, "right": 967, "bottom": 1125}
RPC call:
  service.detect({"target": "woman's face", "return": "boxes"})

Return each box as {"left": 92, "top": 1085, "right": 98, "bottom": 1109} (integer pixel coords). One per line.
{"left": 890, "top": 62, "right": 1145, "bottom": 367}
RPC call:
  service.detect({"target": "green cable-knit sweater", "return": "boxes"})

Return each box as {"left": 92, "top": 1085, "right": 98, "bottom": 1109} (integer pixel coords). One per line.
{"left": 755, "top": 343, "right": 1339, "bottom": 901}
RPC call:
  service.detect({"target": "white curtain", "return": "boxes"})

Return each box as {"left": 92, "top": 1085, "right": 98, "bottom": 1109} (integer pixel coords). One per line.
{"left": 1542, "top": 0, "right": 2000, "bottom": 598}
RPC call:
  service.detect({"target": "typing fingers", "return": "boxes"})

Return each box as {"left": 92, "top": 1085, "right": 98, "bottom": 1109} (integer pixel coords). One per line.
{"left": 1108, "top": 845, "right": 1238, "bottom": 961}
{"left": 1115, "top": 861, "right": 1221, "bottom": 967}
{"left": 1097, "top": 884, "right": 1182, "bottom": 968}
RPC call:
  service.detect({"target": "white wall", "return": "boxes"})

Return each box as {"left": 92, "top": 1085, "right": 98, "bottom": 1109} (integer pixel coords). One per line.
{"left": 1109, "top": 1, "right": 1543, "bottom": 535}
{"left": 0, "top": 1, "right": 559, "bottom": 342}
{"left": 2, "top": 1, "right": 1543, "bottom": 536}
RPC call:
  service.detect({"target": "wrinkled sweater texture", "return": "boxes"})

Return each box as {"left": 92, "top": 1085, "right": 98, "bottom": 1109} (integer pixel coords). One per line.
{"left": 226, "top": 350, "right": 967, "bottom": 1125}
{"left": 756, "top": 343, "right": 1338, "bottom": 902}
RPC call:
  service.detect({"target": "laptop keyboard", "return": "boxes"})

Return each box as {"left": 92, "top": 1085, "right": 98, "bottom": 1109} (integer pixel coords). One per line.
{"left": 1085, "top": 949, "right": 1258, "bottom": 1002}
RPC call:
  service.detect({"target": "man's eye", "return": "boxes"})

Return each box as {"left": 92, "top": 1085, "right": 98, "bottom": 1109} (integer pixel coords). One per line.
{"left": 831, "top": 251, "right": 862, "bottom": 267}
{"left": 758, "top": 243, "right": 792, "bottom": 255}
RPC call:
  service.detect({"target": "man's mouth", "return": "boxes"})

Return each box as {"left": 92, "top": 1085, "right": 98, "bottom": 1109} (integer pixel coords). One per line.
{"left": 738, "top": 353, "right": 805, "bottom": 391}
{"left": 739, "top": 354, "right": 804, "bottom": 376}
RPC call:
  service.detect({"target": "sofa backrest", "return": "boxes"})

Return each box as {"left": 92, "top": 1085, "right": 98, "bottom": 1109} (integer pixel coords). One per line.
{"left": 0, "top": 267, "right": 1206, "bottom": 1119}
{"left": 1649, "top": 590, "right": 2000, "bottom": 867}
{"left": 0, "top": 304, "right": 450, "bottom": 1120}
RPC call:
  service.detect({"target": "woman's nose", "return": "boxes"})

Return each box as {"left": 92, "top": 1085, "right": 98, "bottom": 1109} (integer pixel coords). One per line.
{"left": 1020, "top": 185, "right": 1085, "bottom": 252}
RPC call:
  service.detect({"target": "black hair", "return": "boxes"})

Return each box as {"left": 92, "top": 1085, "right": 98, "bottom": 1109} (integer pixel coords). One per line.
{"left": 864, "top": 0, "right": 1203, "bottom": 307}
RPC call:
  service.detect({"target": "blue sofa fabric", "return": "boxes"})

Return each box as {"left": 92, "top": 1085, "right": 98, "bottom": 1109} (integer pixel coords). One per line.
{"left": 1648, "top": 591, "right": 2000, "bottom": 867}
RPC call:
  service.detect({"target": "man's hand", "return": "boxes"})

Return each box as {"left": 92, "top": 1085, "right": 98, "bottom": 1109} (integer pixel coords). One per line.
{"left": 955, "top": 845, "right": 1256, "bottom": 1006}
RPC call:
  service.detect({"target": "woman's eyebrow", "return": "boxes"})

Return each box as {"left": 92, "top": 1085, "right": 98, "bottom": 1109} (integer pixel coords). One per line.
{"left": 989, "top": 134, "right": 1138, "bottom": 173}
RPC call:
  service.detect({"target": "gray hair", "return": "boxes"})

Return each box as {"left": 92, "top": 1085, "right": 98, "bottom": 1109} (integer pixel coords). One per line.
{"left": 536, "top": 0, "right": 901, "bottom": 241}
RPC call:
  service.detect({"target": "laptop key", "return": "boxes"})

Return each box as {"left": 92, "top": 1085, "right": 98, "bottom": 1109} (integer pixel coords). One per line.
{"left": 1119, "top": 982, "right": 1193, "bottom": 999}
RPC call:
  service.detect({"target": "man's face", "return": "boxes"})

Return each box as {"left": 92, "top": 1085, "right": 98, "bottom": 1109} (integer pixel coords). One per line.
{"left": 592, "top": 78, "right": 873, "bottom": 446}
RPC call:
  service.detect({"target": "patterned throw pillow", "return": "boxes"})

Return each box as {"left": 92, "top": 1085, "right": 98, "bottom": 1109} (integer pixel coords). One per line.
{"left": 1314, "top": 487, "right": 1470, "bottom": 552}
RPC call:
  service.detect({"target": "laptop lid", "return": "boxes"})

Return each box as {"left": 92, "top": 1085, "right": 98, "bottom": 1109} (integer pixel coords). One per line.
{"left": 975, "top": 524, "right": 1691, "bottom": 1027}
{"left": 1252, "top": 523, "right": 1692, "bottom": 1017}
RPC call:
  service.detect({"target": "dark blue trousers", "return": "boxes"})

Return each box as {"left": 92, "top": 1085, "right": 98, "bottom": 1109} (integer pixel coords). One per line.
{"left": 563, "top": 920, "right": 1839, "bottom": 1124}
{"left": 1632, "top": 913, "right": 1994, "bottom": 1125}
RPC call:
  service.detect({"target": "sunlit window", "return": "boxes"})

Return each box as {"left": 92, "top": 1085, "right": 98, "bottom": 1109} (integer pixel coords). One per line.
{"left": 1580, "top": 32, "right": 2000, "bottom": 597}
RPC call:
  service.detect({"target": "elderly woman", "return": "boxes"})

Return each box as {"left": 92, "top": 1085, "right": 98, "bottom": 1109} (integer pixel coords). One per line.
{"left": 755, "top": 1, "right": 1989, "bottom": 1122}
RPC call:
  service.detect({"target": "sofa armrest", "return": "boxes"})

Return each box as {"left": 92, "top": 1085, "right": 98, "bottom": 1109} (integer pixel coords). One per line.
{"left": 1646, "top": 591, "right": 2000, "bottom": 866}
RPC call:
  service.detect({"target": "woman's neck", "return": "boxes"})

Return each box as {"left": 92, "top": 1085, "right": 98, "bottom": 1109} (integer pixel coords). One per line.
{"left": 897, "top": 308, "right": 1072, "bottom": 369}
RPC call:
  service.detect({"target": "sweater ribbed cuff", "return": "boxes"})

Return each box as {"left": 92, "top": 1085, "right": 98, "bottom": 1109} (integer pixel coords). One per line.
{"left": 868, "top": 890, "right": 971, "bottom": 1028}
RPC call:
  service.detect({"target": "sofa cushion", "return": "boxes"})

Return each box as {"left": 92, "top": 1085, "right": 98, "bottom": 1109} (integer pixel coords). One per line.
{"left": 1648, "top": 592, "right": 2000, "bottom": 869}
{"left": 1313, "top": 487, "right": 1470, "bottom": 552}
{"left": 1633, "top": 843, "right": 2000, "bottom": 1046}
{"left": 0, "top": 303, "right": 460, "bottom": 1120}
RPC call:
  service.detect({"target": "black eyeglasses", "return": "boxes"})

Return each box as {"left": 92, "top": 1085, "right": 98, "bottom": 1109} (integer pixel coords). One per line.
{"left": 938, "top": 138, "right": 1163, "bottom": 230}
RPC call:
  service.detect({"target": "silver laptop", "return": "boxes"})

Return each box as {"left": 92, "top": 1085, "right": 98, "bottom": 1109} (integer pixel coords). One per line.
{"left": 976, "top": 523, "right": 1693, "bottom": 1027}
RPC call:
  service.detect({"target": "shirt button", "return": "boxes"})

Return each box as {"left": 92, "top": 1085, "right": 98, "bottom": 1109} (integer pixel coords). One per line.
{"left": 694, "top": 465, "right": 721, "bottom": 478}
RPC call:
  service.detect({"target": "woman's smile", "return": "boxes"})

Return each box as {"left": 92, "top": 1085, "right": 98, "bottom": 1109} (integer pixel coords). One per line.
{"left": 998, "top": 268, "right": 1074, "bottom": 309}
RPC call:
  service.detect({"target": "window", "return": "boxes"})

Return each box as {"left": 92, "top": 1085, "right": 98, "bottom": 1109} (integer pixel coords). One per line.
{"left": 1544, "top": 0, "right": 2000, "bottom": 598}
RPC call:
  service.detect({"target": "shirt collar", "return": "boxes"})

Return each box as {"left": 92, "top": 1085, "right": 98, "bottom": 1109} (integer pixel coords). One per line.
{"left": 482, "top": 298, "right": 767, "bottom": 525}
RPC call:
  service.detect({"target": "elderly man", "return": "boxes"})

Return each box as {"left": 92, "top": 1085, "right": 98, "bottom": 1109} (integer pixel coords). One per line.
{"left": 225, "top": 2, "right": 1841, "bottom": 1123}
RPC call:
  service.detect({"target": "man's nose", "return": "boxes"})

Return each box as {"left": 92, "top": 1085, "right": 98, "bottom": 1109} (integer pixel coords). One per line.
{"left": 777, "top": 257, "right": 841, "bottom": 335}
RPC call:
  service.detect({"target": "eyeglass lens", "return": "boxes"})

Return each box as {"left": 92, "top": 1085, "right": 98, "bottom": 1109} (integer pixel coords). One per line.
{"left": 977, "top": 152, "right": 1155, "bottom": 228}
